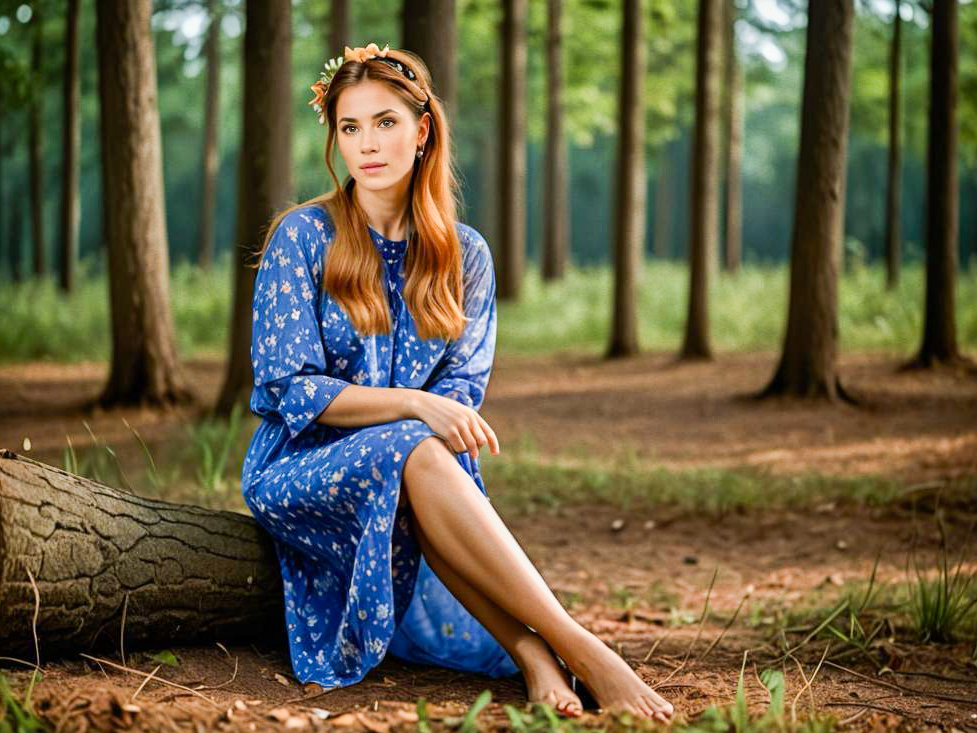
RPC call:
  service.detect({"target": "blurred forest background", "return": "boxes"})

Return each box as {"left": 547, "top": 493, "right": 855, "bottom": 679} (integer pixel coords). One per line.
{"left": 0, "top": 0, "right": 975, "bottom": 380}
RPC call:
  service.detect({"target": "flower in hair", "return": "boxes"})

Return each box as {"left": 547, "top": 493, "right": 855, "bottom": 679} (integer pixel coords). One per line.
{"left": 344, "top": 42, "right": 390, "bottom": 63}
{"left": 309, "top": 54, "right": 345, "bottom": 124}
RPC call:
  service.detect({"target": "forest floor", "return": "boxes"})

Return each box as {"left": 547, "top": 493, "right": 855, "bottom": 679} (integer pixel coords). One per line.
{"left": 1, "top": 350, "right": 976, "bottom": 732}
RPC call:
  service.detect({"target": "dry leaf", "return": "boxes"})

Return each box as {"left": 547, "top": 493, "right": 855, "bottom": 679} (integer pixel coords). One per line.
{"left": 274, "top": 673, "right": 292, "bottom": 686}
{"left": 330, "top": 713, "right": 359, "bottom": 727}
{"left": 285, "top": 716, "right": 308, "bottom": 729}
{"left": 120, "top": 703, "right": 141, "bottom": 714}
{"left": 310, "top": 708, "right": 331, "bottom": 720}
{"left": 396, "top": 710, "right": 419, "bottom": 723}
{"left": 234, "top": 700, "right": 248, "bottom": 711}
{"left": 356, "top": 713, "right": 391, "bottom": 733}
{"left": 268, "top": 707, "right": 291, "bottom": 722}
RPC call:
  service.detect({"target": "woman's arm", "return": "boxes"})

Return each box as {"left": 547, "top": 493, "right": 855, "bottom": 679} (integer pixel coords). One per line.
{"left": 316, "top": 385, "right": 499, "bottom": 460}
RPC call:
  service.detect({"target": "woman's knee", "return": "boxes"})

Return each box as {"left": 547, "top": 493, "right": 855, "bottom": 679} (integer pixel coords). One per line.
{"left": 403, "top": 435, "right": 454, "bottom": 484}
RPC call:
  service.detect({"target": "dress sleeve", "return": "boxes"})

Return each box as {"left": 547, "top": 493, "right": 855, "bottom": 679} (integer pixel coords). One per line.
{"left": 250, "top": 210, "right": 352, "bottom": 440}
{"left": 423, "top": 232, "right": 497, "bottom": 412}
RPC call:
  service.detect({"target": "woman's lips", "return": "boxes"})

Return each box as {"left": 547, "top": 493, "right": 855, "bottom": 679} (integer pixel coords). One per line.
{"left": 361, "top": 163, "right": 386, "bottom": 174}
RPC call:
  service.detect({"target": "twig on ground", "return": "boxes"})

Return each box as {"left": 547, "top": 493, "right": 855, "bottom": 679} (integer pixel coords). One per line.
{"left": 790, "top": 644, "right": 829, "bottom": 724}
{"left": 823, "top": 660, "right": 976, "bottom": 704}
{"left": 130, "top": 664, "right": 162, "bottom": 701}
{"left": 642, "top": 633, "right": 667, "bottom": 663}
{"left": 699, "top": 587, "right": 752, "bottom": 661}
{"left": 25, "top": 566, "right": 41, "bottom": 668}
{"left": 77, "top": 653, "right": 222, "bottom": 710}
{"left": 120, "top": 592, "right": 129, "bottom": 668}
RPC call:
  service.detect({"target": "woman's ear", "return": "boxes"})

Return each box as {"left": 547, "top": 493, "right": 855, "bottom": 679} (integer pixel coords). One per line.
{"left": 418, "top": 112, "right": 431, "bottom": 148}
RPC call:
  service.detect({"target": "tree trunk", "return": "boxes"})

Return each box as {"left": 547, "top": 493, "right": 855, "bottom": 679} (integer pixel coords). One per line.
{"left": 497, "top": 0, "right": 527, "bottom": 301}
{"left": 722, "top": 0, "right": 743, "bottom": 274}
{"left": 29, "top": 11, "right": 45, "bottom": 279}
{"left": 761, "top": 0, "right": 854, "bottom": 401}
{"left": 0, "top": 450, "right": 283, "bottom": 660}
{"left": 197, "top": 0, "right": 221, "bottom": 270}
{"left": 215, "top": 0, "right": 293, "bottom": 417}
{"left": 654, "top": 145, "right": 672, "bottom": 259}
{"left": 884, "top": 0, "right": 903, "bottom": 291}
{"left": 402, "top": 0, "right": 457, "bottom": 123}
{"left": 480, "top": 126, "right": 499, "bottom": 256}
{"left": 96, "top": 0, "right": 195, "bottom": 407}
{"left": 909, "top": 0, "right": 963, "bottom": 367}
{"left": 680, "top": 0, "right": 722, "bottom": 360}
{"left": 607, "top": 0, "right": 645, "bottom": 358}
{"left": 60, "top": 0, "right": 82, "bottom": 294}
{"left": 329, "top": 0, "right": 350, "bottom": 59}
{"left": 542, "top": 0, "right": 569, "bottom": 281}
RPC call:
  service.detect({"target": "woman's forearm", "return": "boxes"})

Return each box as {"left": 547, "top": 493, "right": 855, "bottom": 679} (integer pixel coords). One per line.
{"left": 315, "top": 384, "right": 420, "bottom": 428}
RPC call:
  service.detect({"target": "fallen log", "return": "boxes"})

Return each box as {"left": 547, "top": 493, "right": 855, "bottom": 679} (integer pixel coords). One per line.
{"left": 0, "top": 449, "right": 283, "bottom": 660}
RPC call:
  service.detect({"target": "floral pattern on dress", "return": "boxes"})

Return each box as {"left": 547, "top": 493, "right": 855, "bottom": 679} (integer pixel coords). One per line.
{"left": 241, "top": 204, "right": 518, "bottom": 690}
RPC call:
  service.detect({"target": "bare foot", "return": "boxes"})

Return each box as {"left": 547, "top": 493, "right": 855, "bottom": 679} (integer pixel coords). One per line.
{"left": 515, "top": 639, "right": 584, "bottom": 717}
{"left": 566, "top": 635, "right": 674, "bottom": 724}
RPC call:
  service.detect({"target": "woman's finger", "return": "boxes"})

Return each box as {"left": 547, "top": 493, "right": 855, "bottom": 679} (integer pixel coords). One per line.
{"left": 475, "top": 413, "right": 500, "bottom": 455}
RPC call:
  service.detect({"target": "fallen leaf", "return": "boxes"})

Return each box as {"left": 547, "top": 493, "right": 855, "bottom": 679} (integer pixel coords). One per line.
{"left": 268, "top": 707, "right": 291, "bottom": 722}
{"left": 310, "top": 708, "right": 331, "bottom": 720}
{"left": 274, "top": 673, "right": 292, "bottom": 686}
{"left": 611, "top": 519, "right": 625, "bottom": 531}
{"left": 234, "top": 700, "right": 247, "bottom": 712}
{"left": 285, "top": 716, "right": 308, "bottom": 729}
{"left": 396, "top": 710, "right": 419, "bottom": 723}
{"left": 120, "top": 704, "right": 141, "bottom": 714}
{"left": 356, "top": 713, "right": 391, "bottom": 733}
{"left": 330, "top": 713, "right": 359, "bottom": 727}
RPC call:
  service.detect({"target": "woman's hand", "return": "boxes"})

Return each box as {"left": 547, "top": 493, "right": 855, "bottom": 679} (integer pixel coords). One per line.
{"left": 406, "top": 390, "right": 500, "bottom": 461}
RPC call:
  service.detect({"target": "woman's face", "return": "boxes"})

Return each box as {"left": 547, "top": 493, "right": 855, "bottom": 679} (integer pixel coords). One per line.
{"left": 335, "top": 79, "right": 430, "bottom": 194}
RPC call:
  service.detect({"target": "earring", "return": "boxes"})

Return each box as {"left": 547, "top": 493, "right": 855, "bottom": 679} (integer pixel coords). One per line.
{"left": 416, "top": 149, "right": 424, "bottom": 159}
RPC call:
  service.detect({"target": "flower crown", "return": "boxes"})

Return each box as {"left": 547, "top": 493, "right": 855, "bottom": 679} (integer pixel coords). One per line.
{"left": 308, "top": 43, "right": 426, "bottom": 125}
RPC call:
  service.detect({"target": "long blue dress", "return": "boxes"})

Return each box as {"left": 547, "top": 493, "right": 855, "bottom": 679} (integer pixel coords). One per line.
{"left": 240, "top": 203, "right": 519, "bottom": 690}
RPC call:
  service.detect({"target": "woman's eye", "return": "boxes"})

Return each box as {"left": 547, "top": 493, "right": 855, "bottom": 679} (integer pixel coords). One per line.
{"left": 342, "top": 125, "right": 357, "bottom": 134}
{"left": 380, "top": 118, "right": 395, "bottom": 128}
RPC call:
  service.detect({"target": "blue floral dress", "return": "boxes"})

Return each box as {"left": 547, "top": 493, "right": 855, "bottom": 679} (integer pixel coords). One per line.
{"left": 241, "top": 204, "right": 519, "bottom": 690}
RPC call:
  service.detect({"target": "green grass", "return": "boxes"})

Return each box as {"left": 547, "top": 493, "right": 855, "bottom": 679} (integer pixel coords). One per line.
{"left": 60, "top": 407, "right": 973, "bottom": 519}
{"left": 479, "top": 437, "right": 919, "bottom": 517}
{"left": 0, "top": 671, "right": 47, "bottom": 733}
{"left": 2, "top": 258, "right": 975, "bottom": 363}
{"left": 909, "top": 518, "right": 977, "bottom": 644}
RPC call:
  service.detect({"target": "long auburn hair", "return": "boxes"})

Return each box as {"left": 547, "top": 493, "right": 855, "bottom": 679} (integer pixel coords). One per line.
{"left": 253, "top": 48, "right": 466, "bottom": 342}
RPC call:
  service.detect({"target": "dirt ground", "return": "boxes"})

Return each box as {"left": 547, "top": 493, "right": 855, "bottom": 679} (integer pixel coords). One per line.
{"left": 1, "top": 351, "right": 976, "bottom": 732}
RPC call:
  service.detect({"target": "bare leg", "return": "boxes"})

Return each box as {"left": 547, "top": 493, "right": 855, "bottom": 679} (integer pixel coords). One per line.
{"left": 407, "top": 511, "right": 584, "bottom": 715}
{"left": 403, "top": 437, "right": 674, "bottom": 723}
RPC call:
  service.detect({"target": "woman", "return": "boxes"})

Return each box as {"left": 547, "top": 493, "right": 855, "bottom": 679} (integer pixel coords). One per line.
{"left": 241, "top": 43, "right": 674, "bottom": 723}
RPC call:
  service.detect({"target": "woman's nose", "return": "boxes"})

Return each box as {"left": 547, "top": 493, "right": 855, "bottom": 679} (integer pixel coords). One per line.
{"left": 360, "top": 131, "right": 379, "bottom": 153}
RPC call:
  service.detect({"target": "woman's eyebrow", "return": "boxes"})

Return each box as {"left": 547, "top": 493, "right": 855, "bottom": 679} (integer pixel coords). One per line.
{"left": 338, "top": 109, "right": 399, "bottom": 124}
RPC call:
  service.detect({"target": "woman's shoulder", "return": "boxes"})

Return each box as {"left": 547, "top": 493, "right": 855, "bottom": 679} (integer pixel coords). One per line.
{"left": 277, "top": 203, "right": 336, "bottom": 242}
{"left": 454, "top": 221, "right": 493, "bottom": 271}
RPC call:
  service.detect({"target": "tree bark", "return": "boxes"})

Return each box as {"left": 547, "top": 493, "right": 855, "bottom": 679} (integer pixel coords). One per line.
{"left": 542, "top": 0, "right": 569, "bottom": 281}
{"left": 29, "top": 11, "right": 45, "bottom": 278}
{"left": 884, "top": 0, "right": 903, "bottom": 291}
{"left": 608, "top": 0, "right": 645, "bottom": 358}
{"left": 0, "top": 450, "right": 283, "bottom": 660}
{"left": 402, "top": 0, "right": 457, "bottom": 123}
{"left": 60, "top": 0, "right": 82, "bottom": 293}
{"left": 215, "top": 0, "right": 293, "bottom": 416}
{"left": 721, "top": 0, "right": 743, "bottom": 274}
{"left": 96, "top": 0, "right": 195, "bottom": 407}
{"left": 760, "top": 0, "right": 854, "bottom": 401}
{"left": 680, "top": 0, "right": 722, "bottom": 360}
{"left": 654, "top": 144, "right": 672, "bottom": 259}
{"left": 497, "top": 0, "right": 527, "bottom": 301}
{"left": 197, "top": 0, "right": 221, "bottom": 270}
{"left": 908, "top": 0, "right": 964, "bottom": 367}
{"left": 329, "top": 0, "right": 350, "bottom": 59}
{"left": 8, "top": 195, "right": 24, "bottom": 284}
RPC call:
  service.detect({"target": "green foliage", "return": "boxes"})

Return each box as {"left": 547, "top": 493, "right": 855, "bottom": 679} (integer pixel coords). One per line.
{"left": 909, "top": 519, "right": 977, "bottom": 644}
{"left": 150, "top": 650, "right": 180, "bottom": 668}
{"left": 186, "top": 400, "right": 245, "bottom": 495}
{"left": 0, "top": 671, "right": 47, "bottom": 733}
{"left": 6, "top": 260, "right": 974, "bottom": 365}
{"left": 481, "top": 440, "right": 913, "bottom": 517}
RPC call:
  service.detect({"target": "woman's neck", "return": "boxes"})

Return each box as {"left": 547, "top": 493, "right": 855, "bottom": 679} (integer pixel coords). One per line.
{"left": 353, "top": 180, "right": 410, "bottom": 241}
